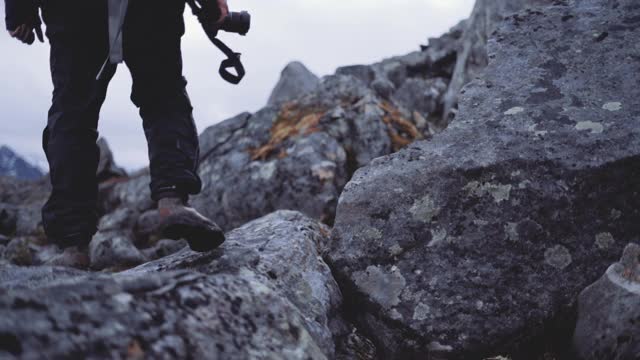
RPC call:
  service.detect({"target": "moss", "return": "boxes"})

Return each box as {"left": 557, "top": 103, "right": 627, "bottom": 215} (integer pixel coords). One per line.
{"left": 249, "top": 102, "right": 326, "bottom": 161}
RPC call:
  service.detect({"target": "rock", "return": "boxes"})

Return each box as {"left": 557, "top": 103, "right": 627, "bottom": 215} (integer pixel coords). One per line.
{"left": 96, "top": 138, "right": 127, "bottom": 182}
{"left": 335, "top": 327, "right": 378, "bottom": 360}
{"left": 0, "top": 145, "right": 44, "bottom": 180}
{"left": 441, "top": 0, "right": 544, "bottom": 123}
{"left": 101, "top": 9, "right": 480, "bottom": 233}
{"left": 328, "top": 0, "right": 640, "bottom": 358}
{"left": 267, "top": 61, "right": 320, "bottom": 106}
{"left": 573, "top": 244, "right": 640, "bottom": 359}
{"left": 141, "top": 239, "right": 187, "bottom": 260}
{"left": 45, "top": 246, "right": 90, "bottom": 269}
{"left": 0, "top": 270, "right": 326, "bottom": 359}
{"left": 0, "top": 265, "right": 89, "bottom": 290}
{"left": 99, "top": 170, "right": 153, "bottom": 215}
{"left": 0, "top": 234, "right": 9, "bottom": 245}
{"left": 30, "top": 243, "right": 63, "bottom": 265}
{"left": 130, "top": 210, "right": 342, "bottom": 356}
{"left": 0, "top": 211, "right": 340, "bottom": 359}
{"left": 336, "top": 65, "right": 376, "bottom": 86}
{"left": 3, "top": 237, "right": 33, "bottom": 266}
{"left": 89, "top": 208, "right": 147, "bottom": 271}
{"left": 0, "top": 176, "right": 48, "bottom": 237}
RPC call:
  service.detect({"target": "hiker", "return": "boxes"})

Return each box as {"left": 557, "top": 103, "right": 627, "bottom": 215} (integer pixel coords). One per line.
{"left": 5, "top": 0, "right": 229, "bottom": 265}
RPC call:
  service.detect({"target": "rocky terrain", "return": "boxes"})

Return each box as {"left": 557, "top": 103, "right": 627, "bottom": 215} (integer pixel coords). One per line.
{"left": 0, "top": 145, "right": 44, "bottom": 180}
{"left": 1, "top": 0, "right": 639, "bottom": 359}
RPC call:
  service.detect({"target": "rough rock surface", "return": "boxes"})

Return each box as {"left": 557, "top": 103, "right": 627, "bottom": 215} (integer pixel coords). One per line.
{"left": 0, "top": 211, "right": 343, "bottom": 359}
{"left": 573, "top": 243, "right": 640, "bottom": 359}
{"left": 191, "top": 46, "right": 461, "bottom": 230}
{"left": 440, "top": 0, "right": 546, "bottom": 122}
{"left": 268, "top": 61, "right": 320, "bottom": 106}
{"left": 96, "top": 138, "right": 127, "bottom": 182}
{"left": 0, "top": 270, "right": 326, "bottom": 360}
{"left": 89, "top": 208, "right": 147, "bottom": 271}
{"left": 129, "top": 211, "right": 342, "bottom": 356}
{"left": 0, "top": 176, "right": 49, "bottom": 238}
{"left": 0, "top": 145, "right": 44, "bottom": 180}
{"left": 328, "top": 0, "right": 640, "bottom": 358}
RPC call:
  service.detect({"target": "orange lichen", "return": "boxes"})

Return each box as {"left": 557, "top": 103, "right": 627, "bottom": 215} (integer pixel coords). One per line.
{"left": 249, "top": 102, "right": 326, "bottom": 161}
{"left": 379, "top": 101, "right": 423, "bottom": 151}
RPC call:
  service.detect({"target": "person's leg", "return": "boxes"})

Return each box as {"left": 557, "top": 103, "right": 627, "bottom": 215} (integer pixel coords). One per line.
{"left": 41, "top": 0, "right": 116, "bottom": 247}
{"left": 123, "top": 0, "right": 224, "bottom": 252}
{"left": 123, "top": 0, "right": 202, "bottom": 201}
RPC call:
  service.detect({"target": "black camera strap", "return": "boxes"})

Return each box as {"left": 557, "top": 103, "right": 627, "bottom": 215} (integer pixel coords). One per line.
{"left": 187, "top": 0, "right": 245, "bottom": 84}
{"left": 208, "top": 34, "right": 245, "bottom": 85}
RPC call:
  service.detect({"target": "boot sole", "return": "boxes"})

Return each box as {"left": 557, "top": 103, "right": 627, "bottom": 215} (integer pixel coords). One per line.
{"left": 163, "top": 224, "right": 226, "bottom": 252}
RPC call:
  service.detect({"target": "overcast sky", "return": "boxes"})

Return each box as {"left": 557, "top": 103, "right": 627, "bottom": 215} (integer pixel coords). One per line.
{"left": 0, "top": 0, "right": 474, "bottom": 171}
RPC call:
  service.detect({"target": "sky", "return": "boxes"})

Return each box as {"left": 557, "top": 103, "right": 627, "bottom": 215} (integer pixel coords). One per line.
{"left": 0, "top": 0, "right": 474, "bottom": 171}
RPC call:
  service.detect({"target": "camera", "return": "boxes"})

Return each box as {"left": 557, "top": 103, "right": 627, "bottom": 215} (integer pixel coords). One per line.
{"left": 220, "top": 11, "right": 251, "bottom": 36}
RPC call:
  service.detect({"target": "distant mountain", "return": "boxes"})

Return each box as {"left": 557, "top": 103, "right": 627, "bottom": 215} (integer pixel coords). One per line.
{"left": 0, "top": 145, "right": 44, "bottom": 180}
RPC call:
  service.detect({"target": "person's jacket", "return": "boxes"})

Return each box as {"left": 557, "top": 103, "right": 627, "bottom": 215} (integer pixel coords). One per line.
{"left": 4, "top": 0, "right": 41, "bottom": 31}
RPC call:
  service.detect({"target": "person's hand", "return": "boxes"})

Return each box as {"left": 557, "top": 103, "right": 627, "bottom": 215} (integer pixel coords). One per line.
{"left": 8, "top": 23, "right": 43, "bottom": 45}
{"left": 215, "top": 0, "right": 229, "bottom": 25}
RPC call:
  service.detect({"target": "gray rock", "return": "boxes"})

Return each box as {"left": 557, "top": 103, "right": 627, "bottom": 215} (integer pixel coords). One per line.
{"left": 0, "top": 176, "right": 48, "bottom": 237}
{"left": 336, "top": 65, "right": 376, "bottom": 86}
{"left": 3, "top": 237, "right": 33, "bottom": 266}
{"left": 0, "top": 270, "right": 326, "bottom": 359}
{"left": 441, "top": 0, "right": 546, "bottom": 123}
{"left": 0, "top": 265, "right": 89, "bottom": 291}
{"left": 141, "top": 239, "right": 187, "bottom": 260}
{"left": 267, "top": 61, "right": 320, "bottom": 105}
{"left": 573, "top": 244, "right": 640, "bottom": 359}
{"left": 99, "top": 170, "right": 153, "bottom": 215}
{"left": 328, "top": 0, "right": 640, "bottom": 358}
{"left": 96, "top": 137, "right": 127, "bottom": 182}
{"left": 89, "top": 208, "right": 147, "bottom": 271}
{"left": 0, "top": 211, "right": 339, "bottom": 359}
{"left": 130, "top": 210, "right": 342, "bottom": 356}
{"left": 0, "top": 234, "right": 9, "bottom": 245}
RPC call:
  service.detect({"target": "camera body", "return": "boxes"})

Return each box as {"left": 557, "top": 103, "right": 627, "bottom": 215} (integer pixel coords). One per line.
{"left": 186, "top": 0, "right": 251, "bottom": 84}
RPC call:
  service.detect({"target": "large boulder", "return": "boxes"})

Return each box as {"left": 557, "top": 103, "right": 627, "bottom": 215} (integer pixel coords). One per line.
{"left": 0, "top": 211, "right": 344, "bottom": 359}
{"left": 129, "top": 210, "right": 342, "bottom": 356}
{"left": 0, "top": 270, "right": 326, "bottom": 359}
{"left": 573, "top": 243, "right": 640, "bottom": 359}
{"left": 268, "top": 61, "right": 321, "bottom": 106}
{"left": 440, "top": 0, "right": 546, "bottom": 123}
{"left": 328, "top": 0, "right": 640, "bottom": 358}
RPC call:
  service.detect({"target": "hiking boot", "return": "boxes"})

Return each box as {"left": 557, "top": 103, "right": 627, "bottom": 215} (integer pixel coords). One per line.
{"left": 157, "top": 197, "right": 225, "bottom": 252}
{"left": 45, "top": 246, "right": 90, "bottom": 269}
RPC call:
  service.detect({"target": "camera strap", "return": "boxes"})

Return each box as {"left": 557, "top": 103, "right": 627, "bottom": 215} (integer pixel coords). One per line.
{"left": 187, "top": 0, "right": 246, "bottom": 84}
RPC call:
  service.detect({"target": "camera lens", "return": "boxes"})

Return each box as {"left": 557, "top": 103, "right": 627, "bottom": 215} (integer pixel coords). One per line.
{"left": 223, "top": 11, "right": 251, "bottom": 35}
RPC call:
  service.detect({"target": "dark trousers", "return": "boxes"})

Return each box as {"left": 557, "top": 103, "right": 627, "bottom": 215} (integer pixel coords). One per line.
{"left": 41, "top": 0, "right": 202, "bottom": 246}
